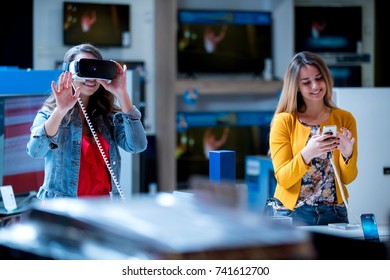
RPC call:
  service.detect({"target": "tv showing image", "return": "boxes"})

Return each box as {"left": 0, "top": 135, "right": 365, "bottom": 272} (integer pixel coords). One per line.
{"left": 295, "top": 6, "right": 362, "bottom": 53}
{"left": 176, "top": 111, "right": 273, "bottom": 189}
{"left": 63, "top": 2, "right": 131, "bottom": 47}
{"left": 177, "top": 9, "right": 272, "bottom": 76}
{"left": 0, "top": 95, "right": 47, "bottom": 195}
{"left": 329, "top": 65, "right": 361, "bottom": 87}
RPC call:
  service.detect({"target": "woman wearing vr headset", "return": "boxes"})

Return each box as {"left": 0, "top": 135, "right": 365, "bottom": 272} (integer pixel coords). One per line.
{"left": 26, "top": 44, "right": 148, "bottom": 199}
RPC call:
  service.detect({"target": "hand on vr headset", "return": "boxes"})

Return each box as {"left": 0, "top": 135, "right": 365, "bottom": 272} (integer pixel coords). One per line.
{"left": 62, "top": 58, "right": 131, "bottom": 111}
{"left": 97, "top": 63, "right": 128, "bottom": 97}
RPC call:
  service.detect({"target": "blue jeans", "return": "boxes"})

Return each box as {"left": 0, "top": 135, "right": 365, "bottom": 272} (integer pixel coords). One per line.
{"left": 274, "top": 204, "right": 349, "bottom": 226}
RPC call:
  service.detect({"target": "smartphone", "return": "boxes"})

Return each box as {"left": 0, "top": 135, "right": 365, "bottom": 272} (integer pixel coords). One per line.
{"left": 322, "top": 125, "right": 337, "bottom": 137}
{"left": 360, "top": 213, "right": 380, "bottom": 242}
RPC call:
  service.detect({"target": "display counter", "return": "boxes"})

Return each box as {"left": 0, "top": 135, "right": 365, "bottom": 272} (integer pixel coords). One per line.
{"left": 298, "top": 224, "right": 389, "bottom": 259}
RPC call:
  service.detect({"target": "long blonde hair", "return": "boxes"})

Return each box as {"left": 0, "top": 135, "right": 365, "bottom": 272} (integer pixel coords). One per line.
{"left": 271, "top": 51, "right": 337, "bottom": 127}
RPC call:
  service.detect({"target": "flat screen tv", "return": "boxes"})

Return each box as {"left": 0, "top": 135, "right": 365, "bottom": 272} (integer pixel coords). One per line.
{"left": 295, "top": 6, "right": 362, "bottom": 53}
{"left": 63, "top": 2, "right": 131, "bottom": 47}
{"left": 177, "top": 9, "right": 272, "bottom": 76}
{"left": 0, "top": 94, "right": 47, "bottom": 195}
{"left": 329, "top": 65, "right": 361, "bottom": 87}
{"left": 176, "top": 111, "right": 273, "bottom": 189}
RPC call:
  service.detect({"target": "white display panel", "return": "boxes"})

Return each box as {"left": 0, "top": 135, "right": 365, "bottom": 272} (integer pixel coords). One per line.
{"left": 333, "top": 87, "right": 390, "bottom": 224}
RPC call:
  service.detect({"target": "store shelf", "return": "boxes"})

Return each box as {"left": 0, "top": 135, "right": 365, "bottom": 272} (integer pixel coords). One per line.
{"left": 175, "top": 79, "right": 283, "bottom": 96}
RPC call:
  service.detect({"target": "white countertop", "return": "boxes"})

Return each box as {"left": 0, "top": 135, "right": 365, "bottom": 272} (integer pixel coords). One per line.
{"left": 298, "top": 224, "right": 390, "bottom": 242}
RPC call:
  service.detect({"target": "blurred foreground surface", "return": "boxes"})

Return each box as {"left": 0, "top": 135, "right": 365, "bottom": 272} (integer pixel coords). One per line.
{"left": 0, "top": 192, "right": 315, "bottom": 260}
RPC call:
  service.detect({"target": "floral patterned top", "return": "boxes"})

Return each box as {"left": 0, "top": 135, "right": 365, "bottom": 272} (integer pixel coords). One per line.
{"left": 295, "top": 123, "right": 337, "bottom": 207}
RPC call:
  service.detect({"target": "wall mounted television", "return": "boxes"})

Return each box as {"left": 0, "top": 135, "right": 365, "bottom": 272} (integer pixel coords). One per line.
{"left": 63, "top": 2, "right": 131, "bottom": 47}
{"left": 295, "top": 6, "right": 362, "bottom": 54}
{"left": 177, "top": 9, "right": 272, "bottom": 77}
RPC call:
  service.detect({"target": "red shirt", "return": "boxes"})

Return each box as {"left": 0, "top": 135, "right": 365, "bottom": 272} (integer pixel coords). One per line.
{"left": 78, "top": 133, "right": 111, "bottom": 197}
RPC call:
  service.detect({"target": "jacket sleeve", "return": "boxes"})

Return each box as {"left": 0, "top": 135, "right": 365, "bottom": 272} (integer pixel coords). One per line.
{"left": 26, "top": 110, "right": 59, "bottom": 159}
{"left": 269, "top": 113, "right": 311, "bottom": 189}
{"left": 113, "top": 105, "right": 148, "bottom": 153}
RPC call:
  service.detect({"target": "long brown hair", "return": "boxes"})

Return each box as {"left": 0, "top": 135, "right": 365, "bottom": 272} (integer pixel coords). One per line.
{"left": 43, "top": 43, "right": 120, "bottom": 125}
{"left": 271, "top": 51, "right": 337, "bottom": 127}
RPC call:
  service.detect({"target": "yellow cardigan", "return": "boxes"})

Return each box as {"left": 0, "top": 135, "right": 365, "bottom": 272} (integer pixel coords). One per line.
{"left": 269, "top": 108, "right": 358, "bottom": 210}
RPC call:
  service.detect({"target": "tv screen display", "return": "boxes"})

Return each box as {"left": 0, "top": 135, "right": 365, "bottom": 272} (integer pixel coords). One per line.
{"left": 176, "top": 111, "right": 273, "bottom": 189}
{"left": 329, "top": 65, "right": 361, "bottom": 87}
{"left": 0, "top": 95, "right": 47, "bottom": 195}
{"left": 177, "top": 9, "right": 272, "bottom": 76}
{"left": 295, "top": 6, "right": 362, "bottom": 53}
{"left": 63, "top": 2, "right": 131, "bottom": 47}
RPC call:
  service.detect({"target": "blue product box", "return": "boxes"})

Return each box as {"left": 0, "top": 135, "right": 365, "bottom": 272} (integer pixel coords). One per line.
{"left": 245, "top": 155, "right": 276, "bottom": 213}
{"left": 209, "top": 150, "right": 236, "bottom": 183}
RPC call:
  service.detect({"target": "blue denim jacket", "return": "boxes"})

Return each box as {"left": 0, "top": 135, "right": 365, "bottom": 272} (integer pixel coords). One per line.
{"left": 26, "top": 106, "right": 147, "bottom": 199}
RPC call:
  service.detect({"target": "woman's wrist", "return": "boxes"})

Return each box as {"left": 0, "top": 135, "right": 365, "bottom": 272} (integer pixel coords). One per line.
{"left": 300, "top": 149, "right": 312, "bottom": 165}
{"left": 342, "top": 153, "right": 351, "bottom": 163}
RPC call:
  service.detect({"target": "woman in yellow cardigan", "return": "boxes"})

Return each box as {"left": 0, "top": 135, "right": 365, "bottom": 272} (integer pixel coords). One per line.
{"left": 269, "top": 51, "right": 358, "bottom": 226}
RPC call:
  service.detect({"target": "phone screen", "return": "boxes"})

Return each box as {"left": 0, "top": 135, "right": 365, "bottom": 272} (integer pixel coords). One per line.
{"left": 360, "top": 213, "right": 380, "bottom": 242}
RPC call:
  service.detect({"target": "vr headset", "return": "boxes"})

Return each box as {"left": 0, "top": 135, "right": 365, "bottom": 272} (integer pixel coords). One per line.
{"left": 63, "top": 58, "right": 117, "bottom": 83}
